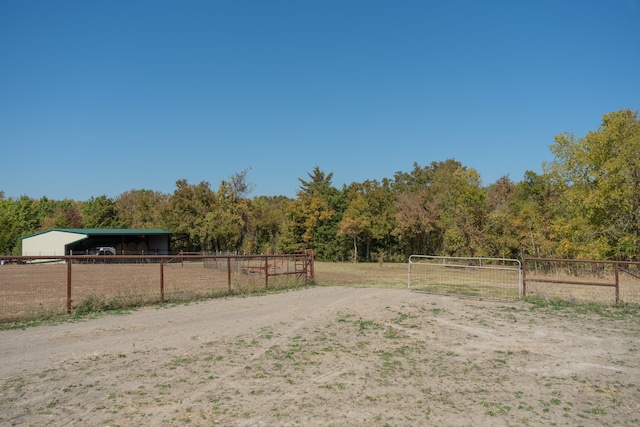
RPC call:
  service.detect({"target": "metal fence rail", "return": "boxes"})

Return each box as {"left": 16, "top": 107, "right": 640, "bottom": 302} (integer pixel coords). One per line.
{"left": 0, "top": 251, "right": 314, "bottom": 323}
{"left": 409, "top": 255, "right": 640, "bottom": 305}
{"left": 522, "top": 258, "right": 640, "bottom": 305}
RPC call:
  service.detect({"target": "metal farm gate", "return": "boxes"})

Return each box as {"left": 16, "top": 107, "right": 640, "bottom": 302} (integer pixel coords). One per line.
{"left": 408, "top": 255, "right": 522, "bottom": 301}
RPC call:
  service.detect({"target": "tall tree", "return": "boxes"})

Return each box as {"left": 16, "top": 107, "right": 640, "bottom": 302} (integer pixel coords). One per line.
{"left": 286, "top": 166, "right": 348, "bottom": 260}
{"left": 249, "top": 195, "right": 290, "bottom": 254}
{"left": 81, "top": 195, "right": 122, "bottom": 228}
{"left": 337, "top": 194, "right": 371, "bottom": 262}
{"left": 545, "top": 108, "right": 640, "bottom": 259}
{"left": 0, "top": 196, "right": 56, "bottom": 254}
{"left": 430, "top": 160, "right": 486, "bottom": 256}
{"left": 116, "top": 189, "right": 167, "bottom": 229}
{"left": 228, "top": 168, "right": 255, "bottom": 200}
{"left": 161, "top": 180, "right": 217, "bottom": 252}
{"left": 393, "top": 159, "right": 486, "bottom": 257}
{"left": 204, "top": 178, "right": 251, "bottom": 253}
{"left": 345, "top": 179, "right": 397, "bottom": 261}
{"left": 508, "top": 171, "right": 559, "bottom": 259}
{"left": 0, "top": 197, "right": 17, "bottom": 254}
{"left": 39, "top": 199, "right": 83, "bottom": 229}
{"left": 484, "top": 175, "right": 519, "bottom": 258}
{"left": 393, "top": 185, "right": 442, "bottom": 256}
{"left": 297, "top": 166, "right": 335, "bottom": 196}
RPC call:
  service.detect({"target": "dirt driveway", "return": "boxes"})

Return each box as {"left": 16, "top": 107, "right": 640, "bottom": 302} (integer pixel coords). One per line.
{"left": 1, "top": 286, "right": 639, "bottom": 426}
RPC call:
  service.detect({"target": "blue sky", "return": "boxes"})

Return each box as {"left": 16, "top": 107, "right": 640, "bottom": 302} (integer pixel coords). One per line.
{"left": 1, "top": 0, "right": 639, "bottom": 201}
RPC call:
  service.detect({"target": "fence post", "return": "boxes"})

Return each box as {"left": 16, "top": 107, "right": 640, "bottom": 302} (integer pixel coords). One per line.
{"left": 615, "top": 262, "right": 619, "bottom": 305}
{"left": 67, "top": 258, "right": 72, "bottom": 314}
{"left": 160, "top": 258, "right": 165, "bottom": 302}
{"left": 264, "top": 256, "right": 269, "bottom": 289}
{"left": 522, "top": 258, "right": 527, "bottom": 299}
{"left": 227, "top": 257, "right": 231, "bottom": 293}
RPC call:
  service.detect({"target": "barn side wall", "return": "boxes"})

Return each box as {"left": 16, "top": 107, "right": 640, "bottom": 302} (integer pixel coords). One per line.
{"left": 21, "top": 231, "right": 86, "bottom": 256}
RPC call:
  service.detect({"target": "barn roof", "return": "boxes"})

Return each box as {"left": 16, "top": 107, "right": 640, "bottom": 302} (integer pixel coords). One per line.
{"left": 21, "top": 228, "right": 172, "bottom": 239}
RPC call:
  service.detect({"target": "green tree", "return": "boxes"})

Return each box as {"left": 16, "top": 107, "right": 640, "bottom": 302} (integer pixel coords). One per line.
{"left": 431, "top": 162, "right": 486, "bottom": 256}
{"left": 337, "top": 194, "right": 371, "bottom": 262}
{"left": 249, "top": 195, "right": 290, "bottom": 254}
{"left": 283, "top": 166, "right": 348, "bottom": 260}
{"left": 391, "top": 162, "right": 435, "bottom": 193}
{"left": 545, "top": 108, "right": 640, "bottom": 259}
{"left": 344, "top": 179, "right": 397, "bottom": 261}
{"left": 81, "top": 195, "right": 122, "bottom": 228}
{"left": 298, "top": 166, "right": 335, "bottom": 196}
{"left": 161, "top": 180, "right": 217, "bottom": 252}
{"left": 0, "top": 197, "right": 17, "bottom": 254}
{"left": 509, "top": 171, "right": 560, "bottom": 259}
{"left": 116, "top": 189, "right": 167, "bottom": 229}
{"left": 484, "top": 175, "right": 519, "bottom": 258}
{"left": 284, "top": 191, "right": 336, "bottom": 255}
{"left": 40, "top": 199, "right": 83, "bottom": 229}
{"left": 204, "top": 178, "right": 251, "bottom": 253}
{"left": 392, "top": 159, "right": 486, "bottom": 257}
{"left": 0, "top": 196, "right": 53, "bottom": 254}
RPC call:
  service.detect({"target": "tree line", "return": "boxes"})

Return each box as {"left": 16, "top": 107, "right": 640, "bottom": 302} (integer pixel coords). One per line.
{"left": 1, "top": 108, "right": 638, "bottom": 262}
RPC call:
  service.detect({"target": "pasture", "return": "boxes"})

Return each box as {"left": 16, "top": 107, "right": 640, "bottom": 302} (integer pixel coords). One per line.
{"left": 0, "top": 256, "right": 310, "bottom": 322}
{"left": 1, "top": 263, "right": 639, "bottom": 426}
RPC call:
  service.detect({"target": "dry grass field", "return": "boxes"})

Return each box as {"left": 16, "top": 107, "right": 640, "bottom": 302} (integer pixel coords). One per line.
{"left": 314, "top": 261, "right": 409, "bottom": 288}
{"left": 1, "top": 262, "right": 640, "bottom": 426}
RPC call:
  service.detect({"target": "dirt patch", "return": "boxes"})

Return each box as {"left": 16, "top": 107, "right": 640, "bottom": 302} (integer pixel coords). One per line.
{"left": 1, "top": 286, "right": 639, "bottom": 426}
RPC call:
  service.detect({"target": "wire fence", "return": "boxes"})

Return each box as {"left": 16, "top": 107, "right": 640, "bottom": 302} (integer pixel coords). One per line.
{"left": 4, "top": 253, "right": 640, "bottom": 323}
{"left": 0, "top": 251, "right": 314, "bottom": 323}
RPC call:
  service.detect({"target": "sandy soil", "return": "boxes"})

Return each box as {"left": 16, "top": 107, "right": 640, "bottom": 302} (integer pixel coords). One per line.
{"left": 1, "top": 286, "right": 639, "bottom": 426}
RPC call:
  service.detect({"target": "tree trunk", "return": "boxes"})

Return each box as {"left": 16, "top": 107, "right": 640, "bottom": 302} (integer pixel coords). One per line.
{"left": 352, "top": 234, "right": 357, "bottom": 263}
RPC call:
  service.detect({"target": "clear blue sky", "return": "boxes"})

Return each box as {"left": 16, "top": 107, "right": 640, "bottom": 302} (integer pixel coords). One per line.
{"left": 1, "top": 0, "right": 639, "bottom": 201}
